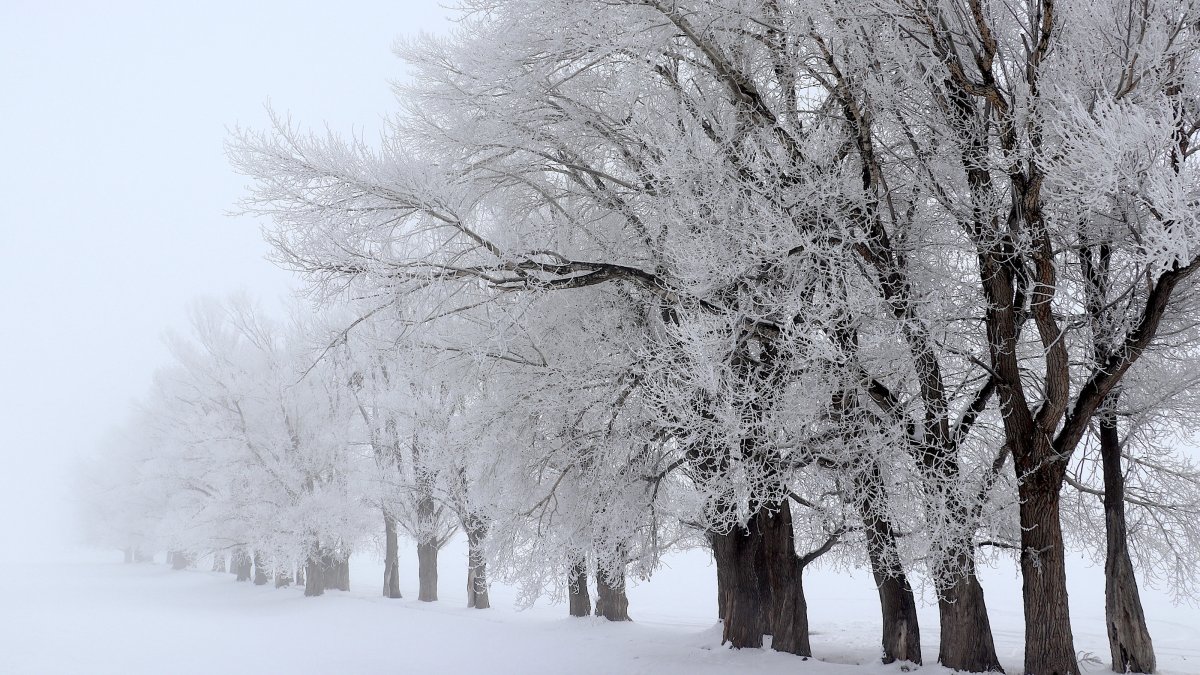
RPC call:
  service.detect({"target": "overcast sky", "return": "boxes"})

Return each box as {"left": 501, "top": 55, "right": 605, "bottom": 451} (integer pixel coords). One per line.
{"left": 0, "top": 0, "right": 451, "bottom": 561}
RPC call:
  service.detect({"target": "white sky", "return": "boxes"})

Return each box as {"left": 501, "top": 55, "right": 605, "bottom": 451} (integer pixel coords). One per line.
{"left": 0, "top": 0, "right": 451, "bottom": 560}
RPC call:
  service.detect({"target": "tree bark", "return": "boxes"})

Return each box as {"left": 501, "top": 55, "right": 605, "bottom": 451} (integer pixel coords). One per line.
{"left": 295, "top": 563, "right": 305, "bottom": 588}
{"left": 317, "top": 550, "right": 349, "bottom": 591}
{"left": 383, "top": 511, "right": 402, "bottom": 598}
{"left": 211, "top": 553, "right": 226, "bottom": 573}
{"left": 1018, "top": 458, "right": 1078, "bottom": 675}
{"left": 412, "top": 434, "right": 442, "bottom": 603}
{"left": 233, "top": 547, "right": 252, "bottom": 582}
{"left": 274, "top": 563, "right": 292, "bottom": 588}
{"left": 304, "top": 549, "right": 325, "bottom": 597}
{"left": 568, "top": 557, "right": 591, "bottom": 617}
{"left": 594, "top": 553, "right": 631, "bottom": 622}
{"left": 417, "top": 541, "right": 438, "bottom": 602}
{"left": 465, "top": 516, "right": 489, "bottom": 609}
{"left": 340, "top": 557, "right": 349, "bottom": 591}
{"left": 937, "top": 552, "right": 1002, "bottom": 672}
{"left": 169, "top": 551, "right": 189, "bottom": 570}
{"left": 919, "top": 457, "right": 1002, "bottom": 671}
{"left": 760, "top": 501, "right": 810, "bottom": 656}
{"left": 1100, "top": 414, "right": 1155, "bottom": 673}
{"left": 855, "top": 463, "right": 922, "bottom": 665}
{"left": 711, "top": 517, "right": 768, "bottom": 648}
{"left": 864, "top": 543, "right": 921, "bottom": 666}
{"left": 253, "top": 551, "right": 269, "bottom": 585}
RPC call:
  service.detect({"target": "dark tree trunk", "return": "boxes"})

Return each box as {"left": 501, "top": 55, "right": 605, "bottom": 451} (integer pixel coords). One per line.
{"left": 274, "top": 563, "right": 292, "bottom": 588}
{"left": 465, "top": 517, "right": 490, "bottom": 609}
{"left": 414, "top": 451, "right": 440, "bottom": 602}
{"left": 212, "top": 553, "right": 226, "bottom": 573}
{"left": 412, "top": 435, "right": 442, "bottom": 603}
{"left": 417, "top": 541, "right": 438, "bottom": 602}
{"left": 594, "top": 553, "right": 631, "bottom": 622}
{"left": 760, "top": 501, "right": 810, "bottom": 656}
{"left": 330, "top": 555, "right": 350, "bottom": 591}
{"left": 1017, "top": 457, "right": 1079, "bottom": 675}
{"left": 253, "top": 551, "right": 269, "bottom": 586}
{"left": 937, "top": 553, "right": 1002, "bottom": 672}
{"left": 711, "top": 517, "right": 768, "bottom": 648}
{"left": 568, "top": 557, "right": 591, "bottom": 617}
{"left": 856, "top": 464, "right": 922, "bottom": 665}
{"left": 233, "top": 548, "right": 252, "bottom": 582}
{"left": 918, "top": 452, "right": 1001, "bottom": 670}
{"left": 170, "top": 551, "right": 189, "bottom": 570}
{"left": 1100, "top": 414, "right": 1155, "bottom": 673}
{"left": 383, "top": 512, "right": 402, "bottom": 598}
{"left": 304, "top": 550, "right": 325, "bottom": 597}
{"left": 873, "top": 572, "right": 921, "bottom": 666}
{"left": 295, "top": 564, "right": 305, "bottom": 588}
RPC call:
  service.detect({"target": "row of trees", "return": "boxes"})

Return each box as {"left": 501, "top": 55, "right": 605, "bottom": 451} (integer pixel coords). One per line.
{"left": 83, "top": 1, "right": 1200, "bottom": 673}
{"left": 81, "top": 299, "right": 482, "bottom": 602}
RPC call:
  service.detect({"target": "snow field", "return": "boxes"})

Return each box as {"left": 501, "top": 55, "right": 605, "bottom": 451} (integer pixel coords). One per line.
{"left": 2, "top": 540, "right": 1198, "bottom": 674}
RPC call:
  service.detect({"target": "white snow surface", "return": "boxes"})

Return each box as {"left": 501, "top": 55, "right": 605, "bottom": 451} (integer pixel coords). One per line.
{"left": 2, "top": 540, "right": 1198, "bottom": 675}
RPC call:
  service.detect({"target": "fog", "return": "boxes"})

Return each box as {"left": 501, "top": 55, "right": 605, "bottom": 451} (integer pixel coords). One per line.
{"left": 3, "top": 3, "right": 1199, "bottom": 675}
{"left": 0, "top": 0, "right": 449, "bottom": 562}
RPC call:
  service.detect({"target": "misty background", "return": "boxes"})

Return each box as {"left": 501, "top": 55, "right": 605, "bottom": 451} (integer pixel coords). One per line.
{"left": 0, "top": 0, "right": 449, "bottom": 562}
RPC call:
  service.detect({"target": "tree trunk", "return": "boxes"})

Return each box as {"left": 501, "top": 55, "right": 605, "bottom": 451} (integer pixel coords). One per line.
{"left": 274, "top": 562, "right": 292, "bottom": 588}
{"left": 318, "top": 549, "right": 349, "bottom": 591}
{"left": 170, "top": 551, "right": 189, "bottom": 570}
{"left": 465, "top": 517, "right": 490, "bottom": 609}
{"left": 1100, "top": 414, "right": 1155, "bottom": 673}
{"left": 123, "top": 547, "right": 134, "bottom": 564}
{"left": 304, "top": 550, "right": 325, "bottom": 597}
{"left": 1018, "top": 461, "right": 1079, "bottom": 675}
{"left": 711, "top": 517, "right": 768, "bottom": 648}
{"left": 412, "top": 435, "right": 442, "bottom": 603}
{"left": 253, "top": 551, "right": 269, "bottom": 585}
{"left": 417, "top": 541, "right": 438, "bottom": 602}
{"left": 568, "top": 557, "right": 591, "bottom": 617}
{"left": 383, "top": 511, "right": 402, "bottom": 598}
{"left": 233, "top": 548, "right": 252, "bottom": 582}
{"left": 212, "top": 553, "right": 226, "bottom": 573}
{"left": 594, "top": 553, "right": 631, "bottom": 622}
{"left": 918, "top": 452, "right": 1001, "bottom": 670}
{"left": 331, "top": 555, "right": 350, "bottom": 591}
{"left": 856, "top": 463, "right": 922, "bottom": 665}
{"left": 937, "top": 553, "right": 1002, "bottom": 672}
{"left": 873, "top": 572, "right": 921, "bottom": 666}
{"left": 760, "top": 501, "right": 810, "bottom": 656}
{"left": 295, "top": 564, "right": 305, "bottom": 588}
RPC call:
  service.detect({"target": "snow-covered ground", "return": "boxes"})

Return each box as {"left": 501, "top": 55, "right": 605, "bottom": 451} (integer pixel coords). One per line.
{"left": 2, "top": 540, "right": 1198, "bottom": 674}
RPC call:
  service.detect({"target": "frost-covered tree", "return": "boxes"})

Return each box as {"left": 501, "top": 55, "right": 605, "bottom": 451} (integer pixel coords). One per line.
{"left": 81, "top": 298, "right": 377, "bottom": 595}
{"left": 223, "top": 1, "right": 1200, "bottom": 673}
{"left": 864, "top": 1, "right": 1200, "bottom": 671}
{"left": 233, "top": 2, "right": 925, "bottom": 659}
